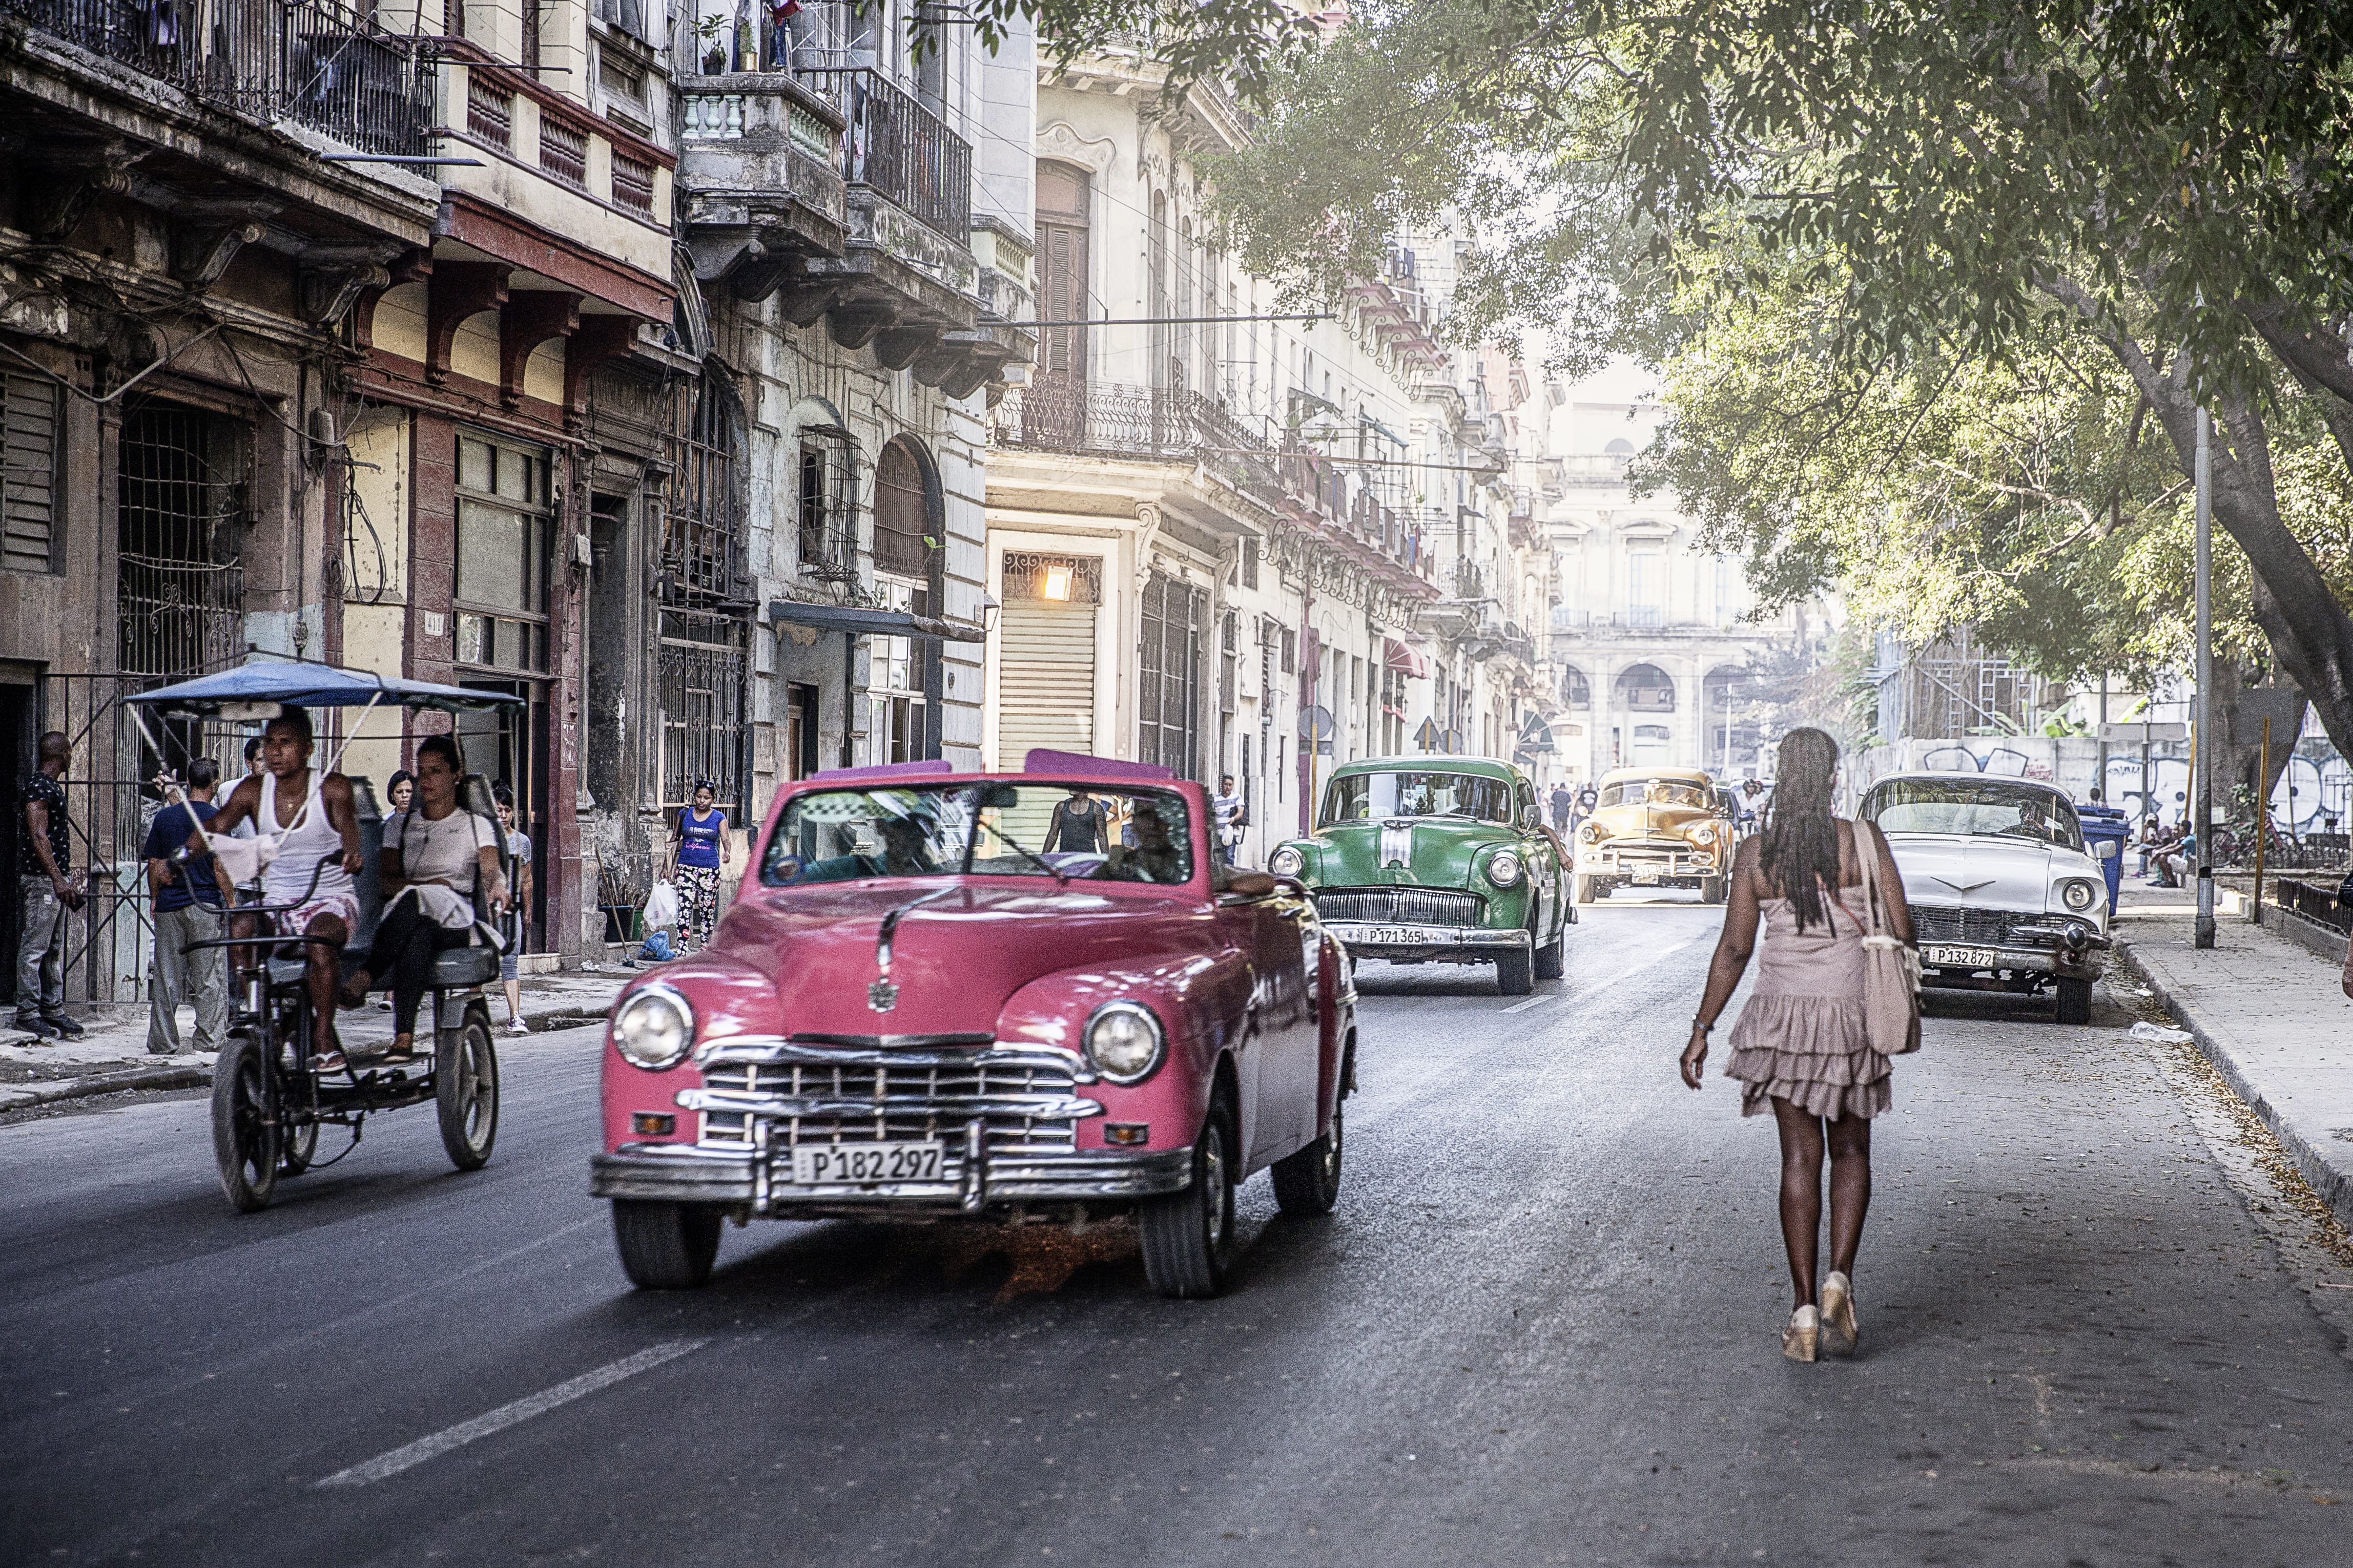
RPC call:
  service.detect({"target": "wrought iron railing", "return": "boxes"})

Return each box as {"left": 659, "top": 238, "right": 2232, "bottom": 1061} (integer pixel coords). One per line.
{"left": 795, "top": 64, "right": 969, "bottom": 235}
{"left": 997, "top": 379, "right": 1254, "bottom": 461}
{"left": 7, "top": 0, "right": 432, "bottom": 155}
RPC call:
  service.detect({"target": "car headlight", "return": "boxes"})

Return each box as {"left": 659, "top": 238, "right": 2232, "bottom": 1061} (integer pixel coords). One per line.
{"left": 1083, "top": 1000, "right": 1165, "bottom": 1083}
{"left": 2059, "top": 879, "right": 2099, "bottom": 912}
{"left": 1578, "top": 821, "right": 1603, "bottom": 843}
{"left": 612, "top": 984, "right": 694, "bottom": 1071}
{"left": 1268, "top": 845, "right": 1305, "bottom": 878}
{"left": 1485, "top": 849, "right": 1523, "bottom": 887}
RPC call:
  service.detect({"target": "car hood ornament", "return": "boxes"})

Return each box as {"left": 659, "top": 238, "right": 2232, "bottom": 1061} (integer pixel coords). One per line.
{"left": 870, "top": 888, "right": 955, "bottom": 1013}
{"left": 1932, "top": 875, "right": 1997, "bottom": 894}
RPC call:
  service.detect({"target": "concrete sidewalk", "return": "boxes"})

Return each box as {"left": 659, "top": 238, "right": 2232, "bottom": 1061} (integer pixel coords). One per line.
{"left": 1, "top": 964, "right": 635, "bottom": 1113}
{"left": 2113, "top": 885, "right": 2353, "bottom": 1229}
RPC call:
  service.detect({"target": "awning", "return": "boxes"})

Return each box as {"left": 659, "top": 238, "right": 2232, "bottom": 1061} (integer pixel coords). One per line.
{"left": 1384, "top": 637, "right": 1430, "bottom": 679}
{"left": 767, "top": 600, "right": 988, "bottom": 643}
{"left": 125, "top": 660, "right": 525, "bottom": 716}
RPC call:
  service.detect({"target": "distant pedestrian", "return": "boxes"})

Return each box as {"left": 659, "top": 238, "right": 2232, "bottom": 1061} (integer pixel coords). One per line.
{"left": 493, "top": 784, "right": 535, "bottom": 1034}
{"left": 143, "top": 759, "right": 229, "bottom": 1057}
{"left": 1680, "top": 727, "right": 1914, "bottom": 1363}
{"left": 1549, "top": 782, "right": 1573, "bottom": 834}
{"left": 1212, "top": 775, "right": 1248, "bottom": 865}
{"left": 670, "top": 780, "right": 729, "bottom": 954}
{"left": 15, "top": 731, "right": 86, "bottom": 1041}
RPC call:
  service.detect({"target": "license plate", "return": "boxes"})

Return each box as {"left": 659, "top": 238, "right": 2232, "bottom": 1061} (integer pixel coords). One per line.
{"left": 1352, "top": 925, "right": 1439, "bottom": 945}
{"left": 787, "top": 1142, "right": 944, "bottom": 1185}
{"left": 1924, "top": 945, "right": 2003, "bottom": 968}
{"left": 1630, "top": 869, "right": 1660, "bottom": 884}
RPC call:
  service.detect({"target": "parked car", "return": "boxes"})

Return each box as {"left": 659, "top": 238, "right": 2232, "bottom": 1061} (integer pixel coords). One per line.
{"left": 1856, "top": 771, "right": 2117, "bottom": 1025}
{"left": 1267, "top": 755, "right": 1570, "bottom": 995}
{"left": 591, "top": 753, "right": 1356, "bottom": 1299}
{"left": 1574, "top": 766, "right": 1736, "bottom": 904}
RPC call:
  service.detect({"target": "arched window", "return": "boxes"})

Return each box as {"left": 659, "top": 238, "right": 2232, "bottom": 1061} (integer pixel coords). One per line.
{"left": 1616, "top": 662, "right": 1676, "bottom": 713}
{"left": 873, "top": 436, "right": 933, "bottom": 579}
{"left": 1560, "top": 664, "right": 1591, "bottom": 709}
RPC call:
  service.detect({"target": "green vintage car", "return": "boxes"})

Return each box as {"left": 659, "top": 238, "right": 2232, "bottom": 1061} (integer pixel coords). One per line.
{"left": 1268, "top": 756, "right": 1572, "bottom": 995}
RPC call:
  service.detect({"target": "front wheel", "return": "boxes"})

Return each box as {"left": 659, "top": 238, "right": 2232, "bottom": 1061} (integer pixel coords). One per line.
{"left": 1700, "top": 874, "right": 1727, "bottom": 905}
{"left": 1573, "top": 873, "right": 1595, "bottom": 905}
{"left": 612, "top": 1200, "right": 724, "bottom": 1289}
{"left": 1140, "top": 1090, "right": 1239, "bottom": 1298}
{"left": 2054, "top": 976, "right": 2093, "bottom": 1026}
{"left": 1495, "top": 944, "right": 1534, "bottom": 995}
{"left": 1533, "top": 922, "right": 1566, "bottom": 979}
{"left": 211, "top": 1029, "right": 279, "bottom": 1213}
{"left": 435, "top": 1012, "right": 500, "bottom": 1170}
{"left": 1270, "top": 1097, "right": 1344, "bottom": 1217}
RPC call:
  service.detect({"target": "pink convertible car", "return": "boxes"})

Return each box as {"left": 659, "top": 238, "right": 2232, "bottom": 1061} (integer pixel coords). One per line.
{"left": 591, "top": 752, "right": 1356, "bottom": 1298}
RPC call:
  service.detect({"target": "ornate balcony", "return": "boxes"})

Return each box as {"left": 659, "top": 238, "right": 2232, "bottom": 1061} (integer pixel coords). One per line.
{"left": 678, "top": 65, "right": 1021, "bottom": 397}
{"left": 4, "top": 0, "right": 431, "bottom": 155}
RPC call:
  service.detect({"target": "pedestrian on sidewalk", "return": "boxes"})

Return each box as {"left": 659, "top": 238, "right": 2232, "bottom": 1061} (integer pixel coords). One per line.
{"left": 670, "top": 781, "right": 729, "bottom": 954}
{"left": 142, "top": 759, "right": 228, "bottom": 1057}
{"left": 493, "top": 783, "right": 534, "bottom": 1034}
{"left": 15, "top": 730, "right": 86, "bottom": 1041}
{"left": 1549, "top": 781, "right": 1574, "bottom": 835}
{"left": 1679, "top": 727, "right": 1914, "bottom": 1363}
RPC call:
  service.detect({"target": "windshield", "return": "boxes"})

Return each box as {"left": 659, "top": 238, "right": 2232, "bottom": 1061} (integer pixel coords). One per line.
{"left": 761, "top": 784, "right": 1195, "bottom": 886}
{"left": 1860, "top": 779, "right": 2083, "bottom": 851}
{"left": 1320, "top": 770, "right": 1512, "bottom": 827}
{"left": 1598, "top": 777, "right": 1712, "bottom": 809}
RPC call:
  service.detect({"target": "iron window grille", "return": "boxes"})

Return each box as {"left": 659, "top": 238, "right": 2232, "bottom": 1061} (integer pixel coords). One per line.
{"left": 796, "top": 429, "right": 860, "bottom": 585}
{"left": 659, "top": 373, "right": 749, "bottom": 811}
{"left": 660, "top": 607, "right": 747, "bottom": 810}
{"left": 4, "top": 368, "right": 60, "bottom": 574}
{"left": 116, "top": 402, "right": 249, "bottom": 678}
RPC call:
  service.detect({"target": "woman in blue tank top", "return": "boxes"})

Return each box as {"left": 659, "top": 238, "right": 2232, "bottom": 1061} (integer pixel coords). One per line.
{"left": 670, "top": 781, "right": 730, "bottom": 953}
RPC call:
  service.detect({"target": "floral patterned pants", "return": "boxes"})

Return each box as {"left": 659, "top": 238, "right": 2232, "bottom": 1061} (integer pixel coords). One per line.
{"left": 676, "top": 864, "right": 721, "bottom": 951}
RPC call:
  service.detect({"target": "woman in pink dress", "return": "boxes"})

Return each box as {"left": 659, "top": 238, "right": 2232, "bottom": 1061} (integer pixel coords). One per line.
{"left": 1679, "top": 728, "right": 1916, "bottom": 1361}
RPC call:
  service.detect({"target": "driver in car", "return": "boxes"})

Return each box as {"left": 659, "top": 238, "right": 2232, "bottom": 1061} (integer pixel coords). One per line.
{"left": 1107, "top": 802, "right": 1186, "bottom": 883}
{"left": 795, "top": 797, "right": 944, "bottom": 883}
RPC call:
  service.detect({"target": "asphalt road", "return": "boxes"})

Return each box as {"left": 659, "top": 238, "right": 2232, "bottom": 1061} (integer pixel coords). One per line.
{"left": 8, "top": 895, "right": 2353, "bottom": 1566}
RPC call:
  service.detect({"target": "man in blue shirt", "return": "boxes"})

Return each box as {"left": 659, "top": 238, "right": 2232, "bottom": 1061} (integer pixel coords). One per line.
{"left": 142, "top": 758, "right": 229, "bottom": 1056}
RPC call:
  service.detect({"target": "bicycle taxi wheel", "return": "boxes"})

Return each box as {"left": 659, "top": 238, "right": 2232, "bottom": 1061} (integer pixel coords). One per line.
{"left": 212, "top": 1028, "right": 280, "bottom": 1212}
{"left": 436, "top": 1008, "right": 501, "bottom": 1170}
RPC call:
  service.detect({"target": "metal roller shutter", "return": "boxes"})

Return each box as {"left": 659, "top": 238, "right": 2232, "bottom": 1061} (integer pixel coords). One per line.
{"left": 996, "top": 598, "right": 1097, "bottom": 771}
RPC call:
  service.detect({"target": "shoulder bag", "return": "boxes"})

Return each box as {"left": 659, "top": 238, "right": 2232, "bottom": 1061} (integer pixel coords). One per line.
{"left": 1852, "top": 821, "right": 1923, "bottom": 1055}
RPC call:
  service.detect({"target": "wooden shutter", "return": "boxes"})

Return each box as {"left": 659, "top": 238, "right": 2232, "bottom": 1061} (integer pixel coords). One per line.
{"left": 3, "top": 370, "right": 58, "bottom": 573}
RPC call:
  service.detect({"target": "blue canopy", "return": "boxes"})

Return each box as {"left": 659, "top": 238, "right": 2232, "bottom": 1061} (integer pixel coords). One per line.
{"left": 123, "top": 661, "right": 526, "bottom": 717}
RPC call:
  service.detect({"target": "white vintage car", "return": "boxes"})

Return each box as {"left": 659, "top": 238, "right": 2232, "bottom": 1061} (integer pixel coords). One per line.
{"left": 1856, "top": 772, "right": 2118, "bottom": 1025}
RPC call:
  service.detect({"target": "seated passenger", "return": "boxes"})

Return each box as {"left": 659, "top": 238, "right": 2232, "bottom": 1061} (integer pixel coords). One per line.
{"left": 336, "top": 735, "right": 507, "bottom": 1063}
{"left": 205, "top": 707, "right": 365, "bottom": 1073}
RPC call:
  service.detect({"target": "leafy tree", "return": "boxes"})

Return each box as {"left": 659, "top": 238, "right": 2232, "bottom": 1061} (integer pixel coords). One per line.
{"left": 1176, "top": 1, "right": 2353, "bottom": 773}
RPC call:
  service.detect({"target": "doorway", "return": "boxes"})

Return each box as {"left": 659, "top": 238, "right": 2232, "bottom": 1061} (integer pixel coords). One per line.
{"left": 0, "top": 678, "right": 33, "bottom": 1006}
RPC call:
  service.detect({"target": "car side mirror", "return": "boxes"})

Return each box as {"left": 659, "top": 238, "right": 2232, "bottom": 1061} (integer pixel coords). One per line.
{"left": 2092, "top": 839, "right": 2119, "bottom": 860}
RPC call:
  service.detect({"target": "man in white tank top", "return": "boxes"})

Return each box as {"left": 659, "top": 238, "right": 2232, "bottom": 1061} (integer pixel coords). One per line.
{"left": 205, "top": 707, "right": 366, "bottom": 1071}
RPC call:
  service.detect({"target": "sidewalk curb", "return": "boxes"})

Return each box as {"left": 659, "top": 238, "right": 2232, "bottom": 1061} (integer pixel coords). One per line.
{"left": 1, "top": 994, "right": 616, "bottom": 1115}
{"left": 0, "top": 1064, "right": 212, "bottom": 1113}
{"left": 2113, "top": 933, "right": 2353, "bottom": 1231}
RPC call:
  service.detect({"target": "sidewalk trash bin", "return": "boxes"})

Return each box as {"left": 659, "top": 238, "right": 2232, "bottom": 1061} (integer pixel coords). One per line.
{"left": 2078, "top": 803, "right": 2128, "bottom": 913}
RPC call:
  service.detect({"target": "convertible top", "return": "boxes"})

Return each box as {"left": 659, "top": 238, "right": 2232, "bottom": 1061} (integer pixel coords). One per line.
{"left": 125, "top": 660, "right": 525, "bottom": 717}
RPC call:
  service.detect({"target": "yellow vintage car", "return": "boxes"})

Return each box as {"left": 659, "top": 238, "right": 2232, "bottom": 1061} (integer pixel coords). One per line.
{"left": 1574, "top": 766, "right": 1737, "bottom": 904}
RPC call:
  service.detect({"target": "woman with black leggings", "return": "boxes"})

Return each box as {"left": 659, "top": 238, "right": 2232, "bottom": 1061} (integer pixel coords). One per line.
{"left": 339, "top": 735, "right": 508, "bottom": 1061}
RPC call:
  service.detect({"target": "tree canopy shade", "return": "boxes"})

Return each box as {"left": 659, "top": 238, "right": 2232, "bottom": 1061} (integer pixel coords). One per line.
{"left": 1185, "top": 0, "right": 2353, "bottom": 770}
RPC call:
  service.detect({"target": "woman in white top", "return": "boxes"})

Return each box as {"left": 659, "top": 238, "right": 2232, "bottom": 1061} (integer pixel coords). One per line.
{"left": 338, "top": 735, "right": 507, "bottom": 1062}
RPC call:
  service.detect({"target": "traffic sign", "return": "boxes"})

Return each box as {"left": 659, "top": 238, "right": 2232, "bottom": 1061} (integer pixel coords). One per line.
{"left": 2098, "top": 722, "right": 2186, "bottom": 743}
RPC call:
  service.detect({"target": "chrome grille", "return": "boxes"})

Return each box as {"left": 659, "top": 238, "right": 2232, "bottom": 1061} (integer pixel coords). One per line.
{"left": 1314, "top": 887, "right": 1485, "bottom": 925}
{"left": 692, "top": 1047, "right": 1085, "bottom": 1157}
{"left": 1913, "top": 906, "right": 2040, "bottom": 946}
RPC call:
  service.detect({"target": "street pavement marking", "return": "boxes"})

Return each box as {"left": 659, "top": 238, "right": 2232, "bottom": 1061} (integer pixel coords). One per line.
{"left": 316, "top": 1338, "right": 709, "bottom": 1489}
{"left": 1565, "top": 934, "right": 1710, "bottom": 1001}
{"left": 1499, "top": 996, "right": 1557, "bottom": 1014}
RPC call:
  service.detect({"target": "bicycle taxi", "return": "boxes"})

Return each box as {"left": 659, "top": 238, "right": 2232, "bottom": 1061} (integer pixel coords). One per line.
{"left": 126, "top": 661, "right": 525, "bottom": 1212}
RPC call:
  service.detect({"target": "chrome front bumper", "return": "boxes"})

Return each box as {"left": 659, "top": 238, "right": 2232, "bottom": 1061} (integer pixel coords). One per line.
{"left": 1580, "top": 843, "right": 1716, "bottom": 879}
{"left": 590, "top": 1141, "right": 1194, "bottom": 1215}
{"left": 1917, "top": 934, "right": 2109, "bottom": 979}
{"left": 1322, "top": 922, "right": 1529, "bottom": 955}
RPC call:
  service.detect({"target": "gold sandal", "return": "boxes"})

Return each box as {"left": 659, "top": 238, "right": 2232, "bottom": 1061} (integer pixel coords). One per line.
{"left": 1821, "top": 1271, "right": 1859, "bottom": 1356}
{"left": 1782, "top": 1305, "right": 1820, "bottom": 1363}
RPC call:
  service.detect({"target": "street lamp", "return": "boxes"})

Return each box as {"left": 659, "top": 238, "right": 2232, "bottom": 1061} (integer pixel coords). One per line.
{"left": 2195, "top": 407, "right": 2215, "bottom": 948}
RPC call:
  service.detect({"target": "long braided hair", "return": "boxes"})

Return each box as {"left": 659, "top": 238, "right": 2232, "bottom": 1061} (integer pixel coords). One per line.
{"left": 1757, "top": 727, "right": 1844, "bottom": 933}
